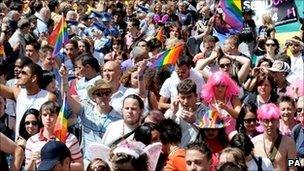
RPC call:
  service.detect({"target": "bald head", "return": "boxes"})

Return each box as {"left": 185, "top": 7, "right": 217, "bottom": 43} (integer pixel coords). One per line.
{"left": 40, "top": 7, "right": 51, "bottom": 21}
{"left": 66, "top": 10, "right": 77, "bottom": 21}
{"left": 102, "top": 61, "right": 122, "bottom": 84}
{"left": 131, "top": 46, "right": 148, "bottom": 62}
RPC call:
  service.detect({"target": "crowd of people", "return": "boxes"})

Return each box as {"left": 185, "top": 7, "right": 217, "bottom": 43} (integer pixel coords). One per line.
{"left": 0, "top": 0, "right": 303, "bottom": 171}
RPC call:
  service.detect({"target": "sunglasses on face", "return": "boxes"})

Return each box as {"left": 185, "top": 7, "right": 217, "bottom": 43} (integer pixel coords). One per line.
{"left": 93, "top": 91, "right": 111, "bottom": 97}
{"left": 25, "top": 121, "right": 38, "bottom": 126}
{"left": 297, "top": 108, "right": 304, "bottom": 113}
{"left": 244, "top": 118, "right": 257, "bottom": 124}
{"left": 291, "top": 43, "right": 300, "bottom": 47}
{"left": 262, "top": 119, "right": 278, "bottom": 124}
{"left": 219, "top": 63, "right": 232, "bottom": 68}
{"left": 265, "top": 43, "right": 276, "bottom": 47}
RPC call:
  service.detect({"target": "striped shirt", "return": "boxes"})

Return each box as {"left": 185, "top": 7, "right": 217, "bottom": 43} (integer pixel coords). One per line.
{"left": 25, "top": 128, "right": 82, "bottom": 168}
{"left": 79, "top": 104, "right": 121, "bottom": 160}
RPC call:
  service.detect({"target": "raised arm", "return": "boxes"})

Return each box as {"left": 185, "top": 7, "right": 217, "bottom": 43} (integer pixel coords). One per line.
{"left": 226, "top": 54, "right": 251, "bottom": 83}
{"left": 0, "top": 84, "right": 19, "bottom": 100}
{"left": 137, "top": 60, "right": 147, "bottom": 98}
{"left": 0, "top": 132, "right": 24, "bottom": 171}
{"left": 59, "top": 65, "right": 82, "bottom": 115}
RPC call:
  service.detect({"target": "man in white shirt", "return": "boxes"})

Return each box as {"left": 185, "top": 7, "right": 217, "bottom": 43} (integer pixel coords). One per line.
{"left": 288, "top": 36, "right": 304, "bottom": 81}
{"left": 0, "top": 63, "right": 56, "bottom": 139}
{"left": 102, "top": 61, "right": 137, "bottom": 113}
{"left": 74, "top": 54, "right": 101, "bottom": 102}
{"left": 159, "top": 55, "right": 205, "bottom": 110}
{"left": 165, "top": 79, "right": 209, "bottom": 147}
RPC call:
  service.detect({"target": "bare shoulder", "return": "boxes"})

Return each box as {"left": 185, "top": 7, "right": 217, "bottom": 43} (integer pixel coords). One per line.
{"left": 281, "top": 135, "right": 296, "bottom": 146}
{"left": 48, "top": 92, "right": 57, "bottom": 102}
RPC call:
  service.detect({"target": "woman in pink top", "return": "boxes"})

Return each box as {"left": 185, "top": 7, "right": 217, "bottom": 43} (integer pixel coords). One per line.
{"left": 201, "top": 71, "right": 242, "bottom": 135}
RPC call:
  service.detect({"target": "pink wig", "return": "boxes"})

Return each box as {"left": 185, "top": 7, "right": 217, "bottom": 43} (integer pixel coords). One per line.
{"left": 257, "top": 103, "right": 280, "bottom": 121}
{"left": 201, "top": 71, "right": 240, "bottom": 104}
{"left": 286, "top": 79, "right": 304, "bottom": 99}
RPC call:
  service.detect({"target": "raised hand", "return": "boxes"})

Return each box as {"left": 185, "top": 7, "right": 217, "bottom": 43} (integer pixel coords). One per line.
{"left": 170, "top": 98, "right": 180, "bottom": 114}
{"left": 180, "top": 107, "right": 196, "bottom": 124}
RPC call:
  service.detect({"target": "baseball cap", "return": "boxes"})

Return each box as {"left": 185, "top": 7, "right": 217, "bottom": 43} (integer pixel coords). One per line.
{"left": 37, "top": 140, "right": 71, "bottom": 171}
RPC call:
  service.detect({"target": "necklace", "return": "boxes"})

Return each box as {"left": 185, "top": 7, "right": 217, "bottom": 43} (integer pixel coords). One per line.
{"left": 122, "top": 122, "right": 125, "bottom": 136}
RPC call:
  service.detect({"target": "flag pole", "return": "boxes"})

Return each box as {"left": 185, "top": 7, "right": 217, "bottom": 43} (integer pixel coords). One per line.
{"left": 61, "top": 13, "right": 65, "bottom": 64}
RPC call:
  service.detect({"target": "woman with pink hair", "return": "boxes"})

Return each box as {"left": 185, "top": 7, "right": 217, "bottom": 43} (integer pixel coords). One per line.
{"left": 201, "top": 71, "right": 241, "bottom": 135}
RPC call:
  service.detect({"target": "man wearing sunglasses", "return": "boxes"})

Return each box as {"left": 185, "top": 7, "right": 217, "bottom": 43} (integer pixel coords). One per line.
{"left": 288, "top": 36, "right": 304, "bottom": 82}
{"left": 60, "top": 65, "right": 121, "bottom": 167}
{"left": 0, "top": 62, "right": 56, "bottom": 140}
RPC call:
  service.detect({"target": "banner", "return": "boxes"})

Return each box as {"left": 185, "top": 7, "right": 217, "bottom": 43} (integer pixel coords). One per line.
{"left": 243, "top": 0, "right": 298, "bottom": 26}
{"left": 242, "top": 0, "right": 303, "bottom": 44}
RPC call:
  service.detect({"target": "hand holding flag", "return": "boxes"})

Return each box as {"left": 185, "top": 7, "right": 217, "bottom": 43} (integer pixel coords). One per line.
{"left": 53, "top": 94, "right": 68, "bottom": 142}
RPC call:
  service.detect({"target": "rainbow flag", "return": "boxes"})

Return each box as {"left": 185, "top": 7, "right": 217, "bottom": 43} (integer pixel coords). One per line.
{"left": 151, "top": 43, "right": 184, "bottom": 68}
{"left": 219, "top": 0, "right": 243, "bottom": 31}
{"left": 49, "top": 16, "right": 69, "bottom": 57}
{"left": 53, "top": 95, "right": 68, "bottom": 142}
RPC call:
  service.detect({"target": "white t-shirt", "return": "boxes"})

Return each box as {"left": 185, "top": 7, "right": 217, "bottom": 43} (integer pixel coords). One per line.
{"left": 165, "top": 103, "right": 209, "bottom": 147}
{"left": 159, "top": 68, "right": 205, "bottom": 101}
{"left": 110, "top": 85, "right": 138, "bottom": 113}
{"left": 5, "top": 79, "right": 18, "bottom": 117}
{"left": 101, "top": 119, "right": 135, "bottom": 147}
{"left": 15, "top": 89, "right": 50, "bottom": 139}
{"left": 246, "top": 156, "right": 274, "bottom": 171}
{"left": 290, "top": 54, "right": 304, "bottom": 81}
{"left": 76, "top": 75, "right": 102, "bottom": 102}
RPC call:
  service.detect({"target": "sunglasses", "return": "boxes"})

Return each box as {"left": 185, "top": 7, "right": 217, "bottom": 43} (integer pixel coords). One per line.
{"left": 244, "top": 118, "right": 257, "bottom": 124}
{"left": 219, "top": 63, "right": 232, "bottom": 68}
{"left": 291, "top": 43, "right": 300, "bottom": 47}
{"left": 25, "top": 121, "right": 38, "bottom": 126}
{"left": 297, "top": 108, "right": 303, "bottom": 113}
{"left": 93, "top": 91, "right": 111, "bottom": 97}
{"left": 265, "top": 43, "right": 276, "bottom": 47}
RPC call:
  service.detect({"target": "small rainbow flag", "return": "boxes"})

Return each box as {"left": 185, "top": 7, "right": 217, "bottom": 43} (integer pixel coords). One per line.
{"left": 53, "top": 95, "right": 68, "bottom": 142}
{"left": 151, "top": 43, "right": 184, "bottom": 68}
{"left": 219, "top": 0, "right": 243, "bottom": 31}
{"left": 49, "top": 16, "right": 69, "bottom": 57}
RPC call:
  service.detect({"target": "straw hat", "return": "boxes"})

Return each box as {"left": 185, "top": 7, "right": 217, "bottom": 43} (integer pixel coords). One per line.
{"left": 268, "top": 60, "right": 290, "bottom": 73}
{"left": 288, "top": 36, "right": 304, "bottom": 47}
{"left": 87, "top": 79, "right": 113, "bottom": 100}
